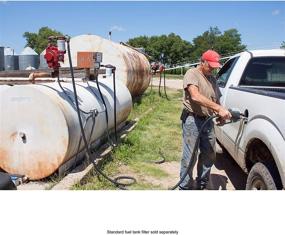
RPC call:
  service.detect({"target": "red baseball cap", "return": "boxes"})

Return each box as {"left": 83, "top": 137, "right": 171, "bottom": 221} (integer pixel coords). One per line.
{"left": 202, "top": 50, "right": 221, "bottom": 68}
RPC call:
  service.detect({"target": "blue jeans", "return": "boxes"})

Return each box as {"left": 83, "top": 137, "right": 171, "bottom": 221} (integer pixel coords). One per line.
{"left": 180, "top": 115, "right": 216, "bottom": 188}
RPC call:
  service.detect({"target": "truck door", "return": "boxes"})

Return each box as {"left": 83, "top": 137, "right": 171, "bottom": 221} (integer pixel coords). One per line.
{"left": 216, "top": 57, "right": 240, "bottom": 148}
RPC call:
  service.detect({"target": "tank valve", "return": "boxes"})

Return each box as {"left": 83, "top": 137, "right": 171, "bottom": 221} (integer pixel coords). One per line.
{"left": 19, "top": 132, "right": 27, "bottom": 143}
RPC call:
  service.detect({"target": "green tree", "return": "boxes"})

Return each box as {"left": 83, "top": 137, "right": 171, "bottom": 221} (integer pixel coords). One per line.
{"left": 191, "top": 27, "right": 246, "bottom": 61}
{"left": 191, "top": 27, "right": 221, "bottom": 60}
{"left": 127, "top": 33, "right": 193, "bottom": 65}
{"left": 215, "top": 28, "right": 246, "bottom": 56}
{"left": 167, "top": 33, "right": 193, "bottom": 65}
{"left": 281, "top": 41, "right": 285, "bottom": 49}
{"left": 127, "top": 35, "right": 149, "bottom": 49}
{"left": 127, "top": 27, "right": 246, "bottom": 66}
{"left": 23, "top": 27, "right": 64, "bottom": 54}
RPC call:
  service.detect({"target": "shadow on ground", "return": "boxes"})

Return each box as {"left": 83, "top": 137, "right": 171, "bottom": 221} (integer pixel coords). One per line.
{"left": 212, "top": 152, "right": 247, "bottom": 190}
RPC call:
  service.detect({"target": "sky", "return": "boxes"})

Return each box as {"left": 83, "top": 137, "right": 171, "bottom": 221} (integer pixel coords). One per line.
{"left": 0, "top": 1, "right": 285, "bottom": 54}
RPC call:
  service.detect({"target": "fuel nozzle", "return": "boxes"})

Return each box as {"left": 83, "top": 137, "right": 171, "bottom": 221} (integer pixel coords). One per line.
{"left": 228, "top": 108, "right": 246, "bottom": 121}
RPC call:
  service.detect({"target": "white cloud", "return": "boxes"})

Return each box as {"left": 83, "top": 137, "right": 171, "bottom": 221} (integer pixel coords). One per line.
{"left": 272, "top": 9, "right": 280, "bottom": 16}
{"left": 110, "top": 25, "right": 126, "bottom": 32}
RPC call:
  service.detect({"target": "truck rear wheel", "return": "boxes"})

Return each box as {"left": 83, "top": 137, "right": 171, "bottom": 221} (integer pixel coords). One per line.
{"left": 246, "top": 162, "right": 277, "bottom": 190}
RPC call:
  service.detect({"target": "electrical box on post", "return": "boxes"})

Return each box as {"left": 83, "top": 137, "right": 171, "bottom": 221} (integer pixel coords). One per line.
{"left": 77, "top": 52, "right": 103, "bottom": 69}
{"left": 77, "top": 52, "right": 94, "bottom": 69}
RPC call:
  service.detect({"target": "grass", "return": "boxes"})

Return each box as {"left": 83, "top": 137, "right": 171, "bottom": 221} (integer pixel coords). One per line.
{"left": 73, "top": 87, "right": 183, "bottom": 190}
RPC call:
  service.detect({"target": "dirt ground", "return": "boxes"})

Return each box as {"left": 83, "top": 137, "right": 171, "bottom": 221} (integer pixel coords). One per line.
{"left": 116, "top": 143, "right": 247, "bottom": 190}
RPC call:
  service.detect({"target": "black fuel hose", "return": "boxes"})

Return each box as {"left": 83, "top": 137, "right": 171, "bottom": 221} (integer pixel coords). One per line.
{"left": 163, "top": 71, "right": 169, "bottom": 100}
{"left": 170, "top": 109, "right": 244, "bottom": 190}
{"left": 112, "top": 69, "right": 118, "bottom": 143}
{"left": 170, "top": 115, "right": 216, "bottom": 190}
{"left": 158, "top": 72, "right": 162, "bottom": 96}
{"left": 95, "top": 65, "right": 118, "bottom": 145}
{"left": 66, "top": 39, "right": 136, "bottom": 189}
{"left": 150, "top": 73, "right": 153, "bottom": 92}
{"left": 94, "top": 77, "right": 114, "bottom": 147}
{"left": 158, "top": 71, "right": 169, "bottom": 100}
{"left": 56, "top": 73, "right": 99, "bottom": 169}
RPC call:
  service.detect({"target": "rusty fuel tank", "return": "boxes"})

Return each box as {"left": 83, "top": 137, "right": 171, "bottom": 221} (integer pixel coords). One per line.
{"left": 0, "top": 78, "right": 132, "bottom": 180}
{"left": 62, "top": 34, "right": 151, "bottom": 97}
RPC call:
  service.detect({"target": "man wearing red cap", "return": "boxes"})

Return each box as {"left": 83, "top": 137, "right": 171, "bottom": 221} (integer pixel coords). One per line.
{"left": 179, "top": 50, "right": 232, "bottom": 190}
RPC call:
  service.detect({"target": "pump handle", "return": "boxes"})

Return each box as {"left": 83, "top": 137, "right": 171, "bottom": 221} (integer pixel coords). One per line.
{"left": 228, "top": 108, "right": 245, "bottom": 121}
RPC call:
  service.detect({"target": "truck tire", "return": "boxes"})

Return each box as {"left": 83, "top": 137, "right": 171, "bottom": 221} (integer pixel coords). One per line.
{"left": 246, "top": 162, "right": 277, "bottom": 190}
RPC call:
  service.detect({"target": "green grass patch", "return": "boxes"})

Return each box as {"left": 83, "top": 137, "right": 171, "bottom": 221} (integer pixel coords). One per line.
{"left": 73, "top": 87, "right": 183, "bottom": 190}
{"left": 131, "top": 162, "right": 169, "bottom": 178}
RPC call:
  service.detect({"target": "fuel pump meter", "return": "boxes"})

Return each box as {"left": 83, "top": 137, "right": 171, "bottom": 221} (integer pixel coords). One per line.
{"left": 94, "top": 52, "right": 103, "bottom": 63}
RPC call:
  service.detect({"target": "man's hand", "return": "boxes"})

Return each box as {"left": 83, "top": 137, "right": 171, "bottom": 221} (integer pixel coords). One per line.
{"left": 218, "top": 106, "right": 232, "bottom": 120}
{"left": 188, "top": 85, "right": 232, "bottom": 121}
{"left": 216, "top": 117, "right": 226, "bottom": 126}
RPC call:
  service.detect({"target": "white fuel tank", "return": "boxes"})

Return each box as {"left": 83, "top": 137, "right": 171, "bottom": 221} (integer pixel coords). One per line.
{"left": 0, "top": 85, "right": 9, "bottom": 91}
{"left": 0, "top": 78, "right": 132, "bottom": 180}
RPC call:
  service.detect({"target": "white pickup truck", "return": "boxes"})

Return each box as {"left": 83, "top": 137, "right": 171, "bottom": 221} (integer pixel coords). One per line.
{"left": 215, "top": 49, "right": 285, "bottom": 190}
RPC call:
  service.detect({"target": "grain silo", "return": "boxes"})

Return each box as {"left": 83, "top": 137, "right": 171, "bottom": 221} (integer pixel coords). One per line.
{"left": 4, "top": 47, "right": 19, "bottom": 71}
{"left": 19, "top": 47, "right": 39, "bottom": 70}
{"left": 4, "top": 55, "right": 19, "bottom": 71}
{"left": 0, "top": 47, "right": 4, "bottom": 71}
